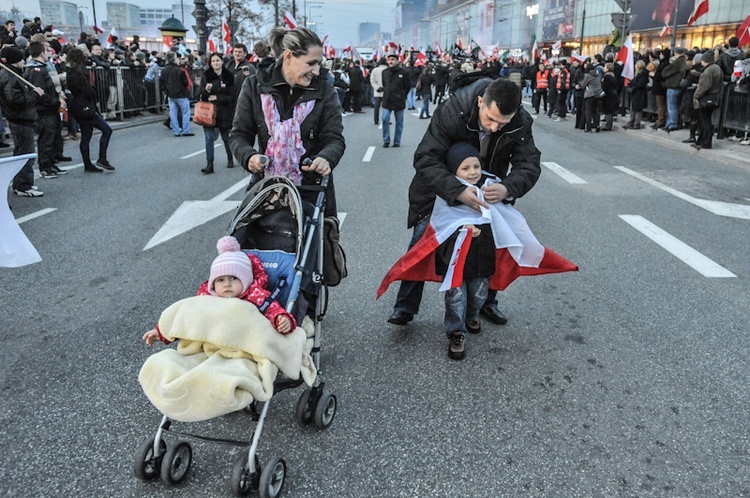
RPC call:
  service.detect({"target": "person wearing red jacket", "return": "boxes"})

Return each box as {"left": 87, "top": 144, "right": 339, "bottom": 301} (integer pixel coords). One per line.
{"left": 143, "top": 236, "right": 296, "bottom": 345}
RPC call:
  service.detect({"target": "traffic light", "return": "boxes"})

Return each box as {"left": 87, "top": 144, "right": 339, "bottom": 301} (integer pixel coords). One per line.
{"left": 611, "top": 0, "right": 636, "bottom": 40}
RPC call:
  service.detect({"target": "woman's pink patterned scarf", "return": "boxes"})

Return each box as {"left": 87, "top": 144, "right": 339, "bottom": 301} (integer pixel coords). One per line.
{"left": 260, "top": 93, "right": 315, "bottom": 185}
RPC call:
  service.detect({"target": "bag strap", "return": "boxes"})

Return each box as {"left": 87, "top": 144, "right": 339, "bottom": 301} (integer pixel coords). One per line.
{"left": 258, "top": 277, "right": 287, "bottom": 313}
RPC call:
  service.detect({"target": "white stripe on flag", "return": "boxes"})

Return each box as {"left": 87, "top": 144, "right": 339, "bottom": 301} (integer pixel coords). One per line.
{"left": 440, "top": 228, "right": 469, "bottom": 291}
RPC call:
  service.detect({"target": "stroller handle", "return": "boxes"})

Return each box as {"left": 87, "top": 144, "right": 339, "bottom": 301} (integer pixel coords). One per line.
{"left": 248, "top": 157, "right": 330, "bottom": 189}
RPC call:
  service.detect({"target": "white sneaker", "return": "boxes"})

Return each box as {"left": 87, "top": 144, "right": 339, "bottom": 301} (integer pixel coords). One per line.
{"left": 14, "top": 187, "right": 44, "bottom": 197}
{"left": 741, "top": 139, "right": 750, "bottom": 146}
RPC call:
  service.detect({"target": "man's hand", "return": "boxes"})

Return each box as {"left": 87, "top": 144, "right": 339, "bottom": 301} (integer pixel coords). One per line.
{"left": 205, "top": 83, "right": 212, "bottom": 92}
{"left": 301, "top": 156, "right": 331, "bottom": 176}
{"left": 481, "top": 182, "right": 509, "bottom": 204}
{"left": 247, "top": 154, "right": 268, "bottom": 173}
{"left": 456, "top": 186, "right": 488, "bottom": 211}
{"left": 32, "top": 87, "right": 44, "bottom": 96}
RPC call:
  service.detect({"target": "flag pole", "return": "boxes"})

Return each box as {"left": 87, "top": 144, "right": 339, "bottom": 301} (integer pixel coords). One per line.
{"left": 0, "top": 61, "right": 42, "bottom": 91}
{"left": 670, "top": 0, "right": 680, "bottom": 49}
{"left": 579, "top": 0, "right": 586, "bottom": 55}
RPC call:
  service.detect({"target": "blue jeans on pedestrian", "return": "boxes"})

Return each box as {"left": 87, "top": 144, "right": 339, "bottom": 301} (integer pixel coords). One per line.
{"left": 420, "top": 97, "right": 430, "bottom": 118}
{"left": 79, "top": 113, "right": 112, "bottom": 167}
{"left": 444, "top": 277, "right": 489, "bottom": 337}
{"left": 407, "top": 87, "right": 416, "bottom": 109}
{"left": 381, "top": 108, "right": 404, "bottom": 145}
{"left": 169, "top": 97, "right": 191, "bottom": 135}
{"left": 203, "top": 126, "right": 231, "bottom": 161}
{"left": 666, "top": 88, "right": 682, "bottom": 129}
{"left": 524, "top": 79, "right": 532, "bottom": 98}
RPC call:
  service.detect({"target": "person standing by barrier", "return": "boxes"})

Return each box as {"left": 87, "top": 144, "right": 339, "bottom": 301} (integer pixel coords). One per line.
{"left": 692, "top": 50, "right": 723, "bottom": 150}
{"left": 24, "top": 41, "right": 64, "bottom": 179}
{"left": 623, "top": 60, "right": 649, "bottom": 130}
{"left": 600, "top": 62, "right": 618, "bottom": 131}
{"left": 0, "top": 46, "right": 45, "bottom": 196}
{"left": 199, "top": 52, "right": 236, "bottom": 174}
{"left": 65, "top": 47, "right": 115, "bottom": 172}
{"left": 661, "top": 47, "right": 688, "bottom": 132}
{"left": 160, "top": 50, "right": 193, "bottom": 137}
{"left": 581, "top": 63, "right": 602, "bottom": 133}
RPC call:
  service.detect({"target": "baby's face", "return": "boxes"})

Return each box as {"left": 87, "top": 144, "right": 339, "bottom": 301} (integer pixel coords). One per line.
{"left": 455, "top": 156, "right": 482, "bottom": 185}
{"left": 213, "top": 275, "right": 244, "bottom": 298}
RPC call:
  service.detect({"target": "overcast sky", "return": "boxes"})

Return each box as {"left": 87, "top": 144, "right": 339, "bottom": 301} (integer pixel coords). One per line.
{"left": 3, "top": 0, "right": 396, "bottom": 48}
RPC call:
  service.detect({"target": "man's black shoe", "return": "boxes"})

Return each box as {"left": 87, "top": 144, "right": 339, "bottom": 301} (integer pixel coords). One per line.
{"left": 55, "top": 155, "right": 73, "bottom": 162}
{"left": 387, "top": 311, "right": 413, "bottom": 325}
{"left": 480, "top": 306, "right": 507, "bottom": 325}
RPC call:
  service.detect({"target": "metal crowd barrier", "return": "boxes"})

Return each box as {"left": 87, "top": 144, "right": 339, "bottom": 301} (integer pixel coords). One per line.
{"left": 86, "top": 66, "right": 165, "bottom": 120}
{"left": 717, "top": 82, "right": 750, "bottom": 138}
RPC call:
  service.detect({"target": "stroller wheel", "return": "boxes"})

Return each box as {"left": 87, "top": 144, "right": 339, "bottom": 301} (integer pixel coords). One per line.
{"left": 133, "top": 436, "right": 166, "bottom": 480}
{"left": 295, "top": 388, "right": 314, "bottom": 425}
{"left": 231, "top": 452, "right": 260, "bottom": 496}
{"left": 259, "top": 457, "right": 287, "bottom": 498}
{"left": 160, "top": 441, "right": 192, "bottom": 485}
{"left": 313, "top": 392, "right": 337, "bottom": 429}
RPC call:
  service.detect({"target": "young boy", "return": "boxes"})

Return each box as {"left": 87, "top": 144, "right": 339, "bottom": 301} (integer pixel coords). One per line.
{"left": 436, "top": 142, "right": 496, "bottom": 360}
{"left": 143, "top": 236, "right": 295, "bottom": 345}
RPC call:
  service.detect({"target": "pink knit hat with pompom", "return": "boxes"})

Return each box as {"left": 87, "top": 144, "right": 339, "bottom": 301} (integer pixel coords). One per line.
{"left": 207, "top": 236, "right": 253, "bottom": 295}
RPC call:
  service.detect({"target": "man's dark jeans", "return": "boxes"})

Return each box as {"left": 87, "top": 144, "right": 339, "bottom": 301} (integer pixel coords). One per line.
{"left": 10, "top": 122, "right": 36, "bottom": 191}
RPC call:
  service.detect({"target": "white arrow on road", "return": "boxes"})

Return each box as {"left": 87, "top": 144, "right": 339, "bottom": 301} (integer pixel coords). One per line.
{"left": 615, "top": 166, "right": 750, "bottom": 220}
{"left": 143, "top": 177, "right": 251, "bottom": 250}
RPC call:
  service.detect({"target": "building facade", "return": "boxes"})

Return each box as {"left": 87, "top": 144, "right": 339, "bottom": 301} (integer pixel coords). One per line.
{"left": 394, "top": 0, "right": 750, "bottom": 59}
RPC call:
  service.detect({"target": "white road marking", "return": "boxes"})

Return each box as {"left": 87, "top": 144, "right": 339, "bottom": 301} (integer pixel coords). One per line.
{"left": 542, "top": 161, "right": 587, "bottom": 184}
{"left": 619, "top": 215, "right": 737, "bottom": 278}
{"left": 16, "top": 208, "right": 57, "bottom": 224}
{"left": 180, "top": 144, "right": 221, "bottom": 160}
{"left": 362, "top": 146, "right": 375, "bottom": 162}
{"left": 411, "top": 113, "right": 420, "bottom": 117}
{"left": 338, "top": 212, "right": 347, "bottom": 227}
{"left": 615, "top": 166, "right": 750, "bottom": 220}
{"left": 144, "top": 177, "right": 251, "bottom": 250}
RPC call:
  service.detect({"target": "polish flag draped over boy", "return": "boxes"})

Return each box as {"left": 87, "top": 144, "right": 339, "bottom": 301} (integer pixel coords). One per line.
{"left": 377, "top": 177, "right": 578, "bottom": 298}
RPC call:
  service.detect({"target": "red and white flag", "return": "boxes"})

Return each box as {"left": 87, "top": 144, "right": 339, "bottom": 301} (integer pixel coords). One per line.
{"left": 283, "top": 11, "right": 297, "bottom": 29}
{"left": 686, "top": 0, "right": 709, "bottom": 27}
{"left": 325, "top": 45, "right": 336, "bottom": 58}
{"left": 107, "top": 26, "right": 117, "bottom": 45}
{"left": 415, "top": 49, "right": 426, "bottom": 65}
{"left": 377, "top": 179, "right": 578, "bottom": 298}
{"left": 434, "top": 42, "right": 443, "bottom": 57}
{"left": 351, "top": 45, "right": 362, "bottom": 62}
{"left": 659, "top": 25, "right": 672, "bottom": 37}
{"left": 531, "top": 39, "right": 539, "bottom": 60}
{"left": 388, "top": 40, "right": 399, "bottom": 52}
{"left": 552, "top": 39, "right": 562, "bottom": 51}
{"left": 222, "top": 17, "right": 232, "bottom": 53}
{"left": 570, "top": 50, "right": 586, "bottom": 63}
{"left": 93, "top": 25, "right": 104, "bottom": 35}
{"left": 737, "top": 13, "right": 750, "bottom": 48}
{"left": 617, "top": 34, "right": 635, "bottom": 85}
{"left": 207, "top": 35, "right": 217, "bottom": 53}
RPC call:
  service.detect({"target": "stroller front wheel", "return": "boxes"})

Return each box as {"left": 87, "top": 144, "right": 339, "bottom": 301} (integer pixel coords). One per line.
{"left": 313, "top": 392, "right": 337, "bottom": 429}
{"left": 295, "top": 388, "right": 314, "bottom": 425}
{"left": 160, "top": 441, "right": 192, "bottom": 485}
{"left": 231, "top": 452, "right": 261, "bottom": 496}
{"left": 259, "top": 457, "right": 287, "bottom": 498}
{"left": 133, "top": 436, "right": 166, "bottom": 480}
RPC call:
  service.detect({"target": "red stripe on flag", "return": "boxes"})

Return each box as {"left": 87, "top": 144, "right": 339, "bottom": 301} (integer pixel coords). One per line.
{"left": 489, "top": 248, "right": 578, "bottom": 291}
{"left": 737, "top": 13, "right": 750, "bottom": 48}
{"left": 686, "top": 0, "right": 709, "bottom": 27}
{"left": 376, "top": 225, "right": 442, "bottom": 299}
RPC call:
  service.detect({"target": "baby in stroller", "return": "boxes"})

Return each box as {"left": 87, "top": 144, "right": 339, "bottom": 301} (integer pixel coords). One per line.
{"left": 142, "top": 235, "right": 295, "bottom": 346}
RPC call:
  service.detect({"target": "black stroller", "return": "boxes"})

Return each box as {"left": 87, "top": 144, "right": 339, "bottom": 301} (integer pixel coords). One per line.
{"left": 134, "top": 175, "right": 337, "bottom": 497}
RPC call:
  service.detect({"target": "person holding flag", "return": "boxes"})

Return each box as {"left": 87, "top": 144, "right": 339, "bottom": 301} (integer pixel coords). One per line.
{"left": 384, "top": 77, "right": 543, "bottom": 328}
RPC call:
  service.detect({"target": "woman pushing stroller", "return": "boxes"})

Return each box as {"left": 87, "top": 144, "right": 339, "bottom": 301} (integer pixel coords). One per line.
{"left": 229, "top": 26, "right": 345, "bottom": 218}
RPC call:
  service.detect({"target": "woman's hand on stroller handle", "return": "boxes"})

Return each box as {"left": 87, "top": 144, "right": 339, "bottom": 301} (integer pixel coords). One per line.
{"left": 247, "top": 154, "right": 269, "bottom": 173}
{"left": 301, "top": 156, "right": 331, "bottom": 177}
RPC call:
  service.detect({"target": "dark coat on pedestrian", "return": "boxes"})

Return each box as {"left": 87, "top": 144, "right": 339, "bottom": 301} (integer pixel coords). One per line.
{"left": 0, "top": 64, "right": 38, "bottom": 125}
{"left": 160, "top": 62, "right": 190, "bottom": 99}
{"left": 661, "top": 55, "right": 688, "bottom": 89}
{"left": 200, "top": 66, "right": 236, "bottom": 130}
{"left": 347, "top": 64, "right": 364, "bottom": 92}
{"left": 23, "top": 59, "right": 59, "bottom": 115}
{"left": 629, "top": 68, "right": 650, "bottom": 112}
{"left": 381, "top": 64, "right": 410, "bottom": 111}
{"left": 405, "top": 65, "right": 421, "bottom": 87}
{"left": 66, "top": 68, "right": 99, "bottom": 124}
{"left": 600, "top": 71, "right": 618, "bottom": 115}
{"left": 407, "top": 78, "right": 541, "bottom": 227}
{"left": 417, "top": 70, "right": 433, "bottom": 97}
{"left": 229, "top": 62, "right": 345, "bottom": 217}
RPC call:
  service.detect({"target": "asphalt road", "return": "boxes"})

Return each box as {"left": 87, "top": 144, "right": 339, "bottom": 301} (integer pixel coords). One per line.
{"left": 2, "top": 101, "right": 749, "bottom": 498}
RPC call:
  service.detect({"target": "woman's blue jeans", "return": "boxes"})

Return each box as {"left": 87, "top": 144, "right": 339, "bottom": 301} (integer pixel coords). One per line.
{"left": 79, "top": 113, "right": 112, "bottom": 166}
{"left": 203, "top": 126, "right": 231, "bottom": 161}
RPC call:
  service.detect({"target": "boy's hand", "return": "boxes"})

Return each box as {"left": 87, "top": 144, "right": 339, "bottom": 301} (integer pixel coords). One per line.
{"left": 276, "top": 316, "right": 292, "bottom": 334}
{"left": 143, "top": 328, "right": 160, "bottom": 346}
{"left": 465, "top": 224, "right": 481, "bottom": 237}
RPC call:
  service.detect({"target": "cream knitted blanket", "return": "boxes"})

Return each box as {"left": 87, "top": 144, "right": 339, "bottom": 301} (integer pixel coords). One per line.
{"left": 139, "top": 296, "right": 316, "bottom": 422}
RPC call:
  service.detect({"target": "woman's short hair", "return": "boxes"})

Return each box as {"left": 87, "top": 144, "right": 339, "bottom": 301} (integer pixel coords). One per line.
{"left": 635, "top": 60, "right": 646, "bottom": 70}
{"left": 604, "top": 62, "right": 614, "bottom": 72}
{"left": 268, "top": 26, "right": 321, "bottom": 62}
{"left": 208, "top": 51, "right": 223, "bottom": 61}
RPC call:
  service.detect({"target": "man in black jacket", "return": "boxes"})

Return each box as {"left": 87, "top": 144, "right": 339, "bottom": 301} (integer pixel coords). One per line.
{"left": 381, "top": 53, "right": 410, "bottom": 147}
{"left": 0, "top": 46, "right": 45, "bottom": 196}
{"left": 387, "top": 77, "right": 541, "bottom": 326}
{"left": 160, "top": 51, "right": 193, "bottom": 136}
{"left": 24, "top": 41, "right": 63, "bottom": 179}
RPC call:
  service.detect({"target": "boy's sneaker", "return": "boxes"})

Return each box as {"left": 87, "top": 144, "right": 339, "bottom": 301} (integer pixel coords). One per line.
{"left": 554, "top": 116, "right": 567, "bottom": 122}
{"left": 14, "top": 187, "right": 44, "bottom": 197}
{"left": 448, "top": 332, "right": 465, "bottom": 360}
{"left": 51, "top": 165, "right": 68, "bottom": 175}
{"left": 466, "top": 320, "right": 481, "bottom": 334}
{"left": 39, "top": 169, "right": 58, "bottom": 179}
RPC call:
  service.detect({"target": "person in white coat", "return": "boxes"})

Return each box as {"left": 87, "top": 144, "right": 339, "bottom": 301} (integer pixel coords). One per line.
{"left": 370, "top": 57, "right": 386, "bottom": 125}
